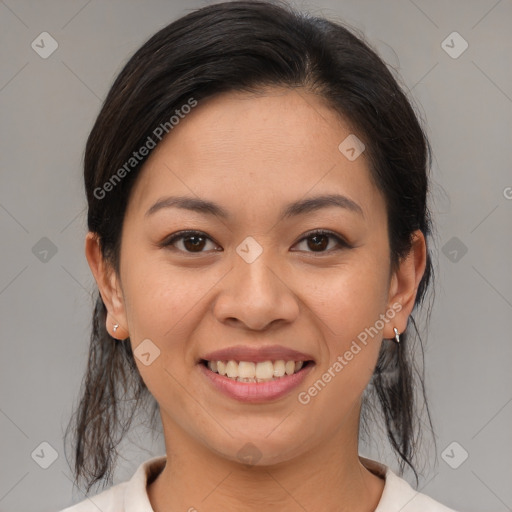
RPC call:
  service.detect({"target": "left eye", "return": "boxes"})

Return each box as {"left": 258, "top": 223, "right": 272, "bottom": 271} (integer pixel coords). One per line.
{"left": 292, "top": 230, "right": 349, "bottom": 253}
{"left": 162, "top": 230, "right": 348, "bottom": 254}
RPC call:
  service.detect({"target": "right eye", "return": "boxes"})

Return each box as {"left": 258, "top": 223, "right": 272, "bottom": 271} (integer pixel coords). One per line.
{"left": 162, "top": 230, "right": 222, "bottom": 253}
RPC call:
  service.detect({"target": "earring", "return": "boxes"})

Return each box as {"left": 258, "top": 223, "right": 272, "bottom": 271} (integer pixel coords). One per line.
{"left": 393, "top": 327, "right": 400, "bottom": 344}
{"left": 113, "top": 324, "right": 119, "bottom": 332}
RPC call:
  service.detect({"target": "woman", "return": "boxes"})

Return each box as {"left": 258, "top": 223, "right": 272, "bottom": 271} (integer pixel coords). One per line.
{"left": 61, "top": 1, "right": 459, "bottom": 510}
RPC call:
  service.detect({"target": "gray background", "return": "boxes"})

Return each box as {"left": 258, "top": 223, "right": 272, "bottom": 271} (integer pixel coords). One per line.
{"left": 0, "top": 0, "right": 511, "bottom": 511}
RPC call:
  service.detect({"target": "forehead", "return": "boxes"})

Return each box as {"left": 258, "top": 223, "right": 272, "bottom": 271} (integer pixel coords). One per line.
{"left": 126, "top": 88, "right": 385, "bottom": 225}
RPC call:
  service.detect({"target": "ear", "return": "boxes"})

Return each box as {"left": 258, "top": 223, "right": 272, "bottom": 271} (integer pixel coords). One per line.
{"left": 383, "top": 229, "right": 427, "bottom": 340}
{"left": 85, "top": 232, "right": 129, "bottom": 339}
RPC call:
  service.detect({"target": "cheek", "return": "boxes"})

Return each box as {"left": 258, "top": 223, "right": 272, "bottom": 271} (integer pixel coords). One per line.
{"left": 122, "top": 256, "right": 222, "bottom": 342}
{"left": 301, "top": 258, "right": 389, "bottom": 339}
{"left": 121, "top": 263, "right": 214, "bottom": 424}
{"left": 297, "top": 252, "right": 389, "bottom": 391}
{"left": 295, "top": 270, "right": 387, "bottom": 427}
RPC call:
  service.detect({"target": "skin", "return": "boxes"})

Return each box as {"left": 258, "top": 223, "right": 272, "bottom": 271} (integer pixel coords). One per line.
{"left": 86, "top": 87, "right": 426, "bottom": 511}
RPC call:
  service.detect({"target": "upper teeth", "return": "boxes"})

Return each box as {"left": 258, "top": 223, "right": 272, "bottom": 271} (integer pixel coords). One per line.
{"left": 207, "top": 360, "right": 304, "bottom": 381}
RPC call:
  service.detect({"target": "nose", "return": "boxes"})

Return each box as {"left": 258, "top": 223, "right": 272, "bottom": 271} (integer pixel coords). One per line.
{"left": 212, "top": 253, "right": 300, "bottom": 331}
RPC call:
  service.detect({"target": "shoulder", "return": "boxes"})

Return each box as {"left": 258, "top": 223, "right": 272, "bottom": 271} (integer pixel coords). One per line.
{"left": 59, "top": 482, "right": 128, "bottom": 512}
{"left": 360, "top": 456, "right": 460, "bottom": 512}
{"left": 58, "top": 455, "right": 167, "bottom": 512}
{"left": 379, "top": 470, "right": 460, "bottom": 511}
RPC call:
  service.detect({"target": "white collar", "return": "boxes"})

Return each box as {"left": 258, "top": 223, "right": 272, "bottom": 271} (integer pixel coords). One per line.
{"left": 120, "top": 454, "right": 455, "bottom": 512}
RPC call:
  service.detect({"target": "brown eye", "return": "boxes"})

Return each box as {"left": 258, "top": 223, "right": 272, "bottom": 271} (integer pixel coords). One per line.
{"left": 162, "top": 229, "right": 349, "bottom": 255}
{"left": 293, "top": 230, "right": 350, "bottom": 253}
{"left": 307, "top": 233, "right": 329, "bottom": 251}
{"left": 182, "top": 235, "right": 207, "bottom": 252}
{"left": 163, "top": 231, "right": 219, "bottom": 253}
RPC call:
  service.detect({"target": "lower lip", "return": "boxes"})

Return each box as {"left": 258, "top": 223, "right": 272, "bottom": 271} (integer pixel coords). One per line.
{"left": 198, "top": 362, "right": 314, "bottom": 403}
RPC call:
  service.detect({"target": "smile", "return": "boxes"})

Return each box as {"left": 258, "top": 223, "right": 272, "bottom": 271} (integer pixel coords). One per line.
{"left": 199, "top": 359, "right": 315, "bottom": 402}
{"left": 202, "top": 359, "right": 312, "bottom": 382}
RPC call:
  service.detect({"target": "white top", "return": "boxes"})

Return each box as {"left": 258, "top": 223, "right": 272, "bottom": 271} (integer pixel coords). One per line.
{"left": 60, "top": 455, "right": 459, "bottom": 511}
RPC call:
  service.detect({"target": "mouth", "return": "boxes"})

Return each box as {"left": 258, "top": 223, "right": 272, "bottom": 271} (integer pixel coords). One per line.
{"left": 197, "top": 357, "right": 315, "bottom": 403}
{"left": 199, "top": 358, "right": 314, "bottom": 383}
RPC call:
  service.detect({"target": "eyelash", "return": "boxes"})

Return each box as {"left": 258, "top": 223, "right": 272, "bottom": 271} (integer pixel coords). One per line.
{"left": 161, "top": 229, "right": 351, "bottom": 255}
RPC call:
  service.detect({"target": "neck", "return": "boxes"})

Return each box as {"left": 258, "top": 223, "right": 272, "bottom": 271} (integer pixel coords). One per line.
{"left": 147, "top": 410, "right": 385, "bottom": 512}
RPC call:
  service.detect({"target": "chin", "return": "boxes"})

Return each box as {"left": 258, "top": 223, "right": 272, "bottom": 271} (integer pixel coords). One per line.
{"left": 205, "top": 429, "right": 313, "bottom": 468}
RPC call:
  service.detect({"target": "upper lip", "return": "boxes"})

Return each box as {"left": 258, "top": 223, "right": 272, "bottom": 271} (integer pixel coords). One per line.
{"left": 200, "top": 344, "right": 315, "bottom": 363}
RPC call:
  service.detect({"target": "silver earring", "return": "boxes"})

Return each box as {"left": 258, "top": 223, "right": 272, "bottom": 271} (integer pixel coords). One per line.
{"left": 113, "top": 324, "right": 119, "bottom": 332}
{"left": 393, "top": 327, "right": 400, "bottom": 344}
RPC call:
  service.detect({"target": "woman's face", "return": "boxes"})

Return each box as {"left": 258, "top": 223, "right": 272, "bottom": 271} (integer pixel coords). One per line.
{"left": 91, "top": 88, "right": 422, "bottom": 465}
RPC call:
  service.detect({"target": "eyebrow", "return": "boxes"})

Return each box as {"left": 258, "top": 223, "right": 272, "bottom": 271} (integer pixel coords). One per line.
{"left": 145, "top": 193, "right": 364, "bottom": 220}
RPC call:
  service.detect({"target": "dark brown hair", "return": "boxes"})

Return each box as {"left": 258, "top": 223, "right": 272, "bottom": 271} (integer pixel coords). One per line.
{"left": 64, "top": 0, "right": 437, "bottom": 494}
